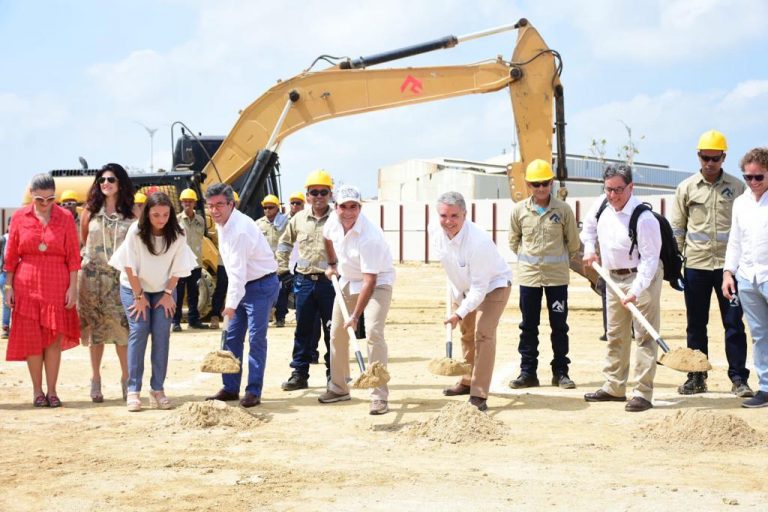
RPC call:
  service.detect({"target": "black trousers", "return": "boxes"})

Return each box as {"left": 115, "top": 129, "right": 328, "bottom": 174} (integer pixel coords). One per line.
{"left": 518, "top": 285, "right": 570, "bottom": 376}
{"left": 174, "top": 267, "right": 202, "bottom": 324}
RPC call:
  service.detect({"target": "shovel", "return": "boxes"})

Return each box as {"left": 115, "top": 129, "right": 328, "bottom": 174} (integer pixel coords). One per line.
{"left": 428, "top": 281, "right": 473, "bottom": 377}
{"left": 592, "top": 262, "right": 711, "bottom": 373}
{"left": 330, "top": 274, "right": 390, "bottom": 389}
{"left": 200, "top": 317, "right": 241, "bottom": 374}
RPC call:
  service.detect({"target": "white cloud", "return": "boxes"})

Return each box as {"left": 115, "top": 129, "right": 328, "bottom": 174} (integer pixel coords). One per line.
{"left": 0, "top": 92, "right": 69, "bottom": 139}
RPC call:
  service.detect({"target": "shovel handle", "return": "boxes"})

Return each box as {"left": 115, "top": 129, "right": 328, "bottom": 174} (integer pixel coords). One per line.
{"left": 219, "top": 317, "right": 229, "bottom": 350}
{"left": 331, "top": 274, "right": 366, "bottom": 372}
{"left": 445, "top": 281, "right": 453, "bottom": 358}
{"left": 592, "top": 262, "right": 669, "bottom": 353}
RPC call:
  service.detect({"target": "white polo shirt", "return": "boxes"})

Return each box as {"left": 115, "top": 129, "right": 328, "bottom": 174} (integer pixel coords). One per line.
{"left": 323, "top": 211, "right": 395, "bottom": 295}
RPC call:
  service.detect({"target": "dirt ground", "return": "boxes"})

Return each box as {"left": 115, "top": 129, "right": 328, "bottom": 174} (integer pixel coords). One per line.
{"left": 1, "top": 263, "right": 767, "bottom": 511}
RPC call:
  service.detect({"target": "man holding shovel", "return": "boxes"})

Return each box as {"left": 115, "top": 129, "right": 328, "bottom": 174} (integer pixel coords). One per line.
{"left": 317, "top": 185, "right": 395, "bottom": 415}
{"left": 430, "top": 191, "right": 512, "bottom": 412}
{"left": 671, "top": 130, "right": 752, "bottom": 397}
{"left": 204, "top": 184, "right": 279, "bottom": 408}
{"left": 581, "top": 165, "right": 663, "bottom": 412}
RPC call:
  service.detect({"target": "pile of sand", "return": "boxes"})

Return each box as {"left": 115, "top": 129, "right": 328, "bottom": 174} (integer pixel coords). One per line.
{"left": 658, "top": 348, "right": 711, "bottom": 372}
{"left": 428, "top": 358, "right": 472, "bottom": 376}
{"left": 352, "top": 361, "right": 391, "bottom": 389}
{"left": 640, "top": 409, "right": 766, "bottom": 449}
{"left": 200, "top": 350, "right": 241, "bottom": 373}
{"left": 167, "top": 400, "right": 264, "bottom": 430}
{"left": 405, "top": 402, "right": 506, "bottom": 444}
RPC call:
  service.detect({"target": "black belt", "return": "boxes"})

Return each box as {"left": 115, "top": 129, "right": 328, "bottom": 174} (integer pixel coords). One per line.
{"left": 610, "top": 268, "right": 638, "bottom": 276}
{"left": 300, "top": 272, "right": 327, "bottom": 281}
{"left": 247, "top": 272, "right": 276, "bottom": 285}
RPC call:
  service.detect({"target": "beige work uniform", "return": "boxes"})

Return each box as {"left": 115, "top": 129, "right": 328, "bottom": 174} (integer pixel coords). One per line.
{"left": 670, "top": 171, "right": 745, "bottom": 270}
{"left": 256, "top": 213, "right": 289, "bottom": 255}
{"left": 178, "top": 210, "right": 205, "bottom": 267}
{"left": 277, "top": 208, "right": 331, "bottom": 274}
{"left": 509, "top": 197, "right": 580, "bottom": 287}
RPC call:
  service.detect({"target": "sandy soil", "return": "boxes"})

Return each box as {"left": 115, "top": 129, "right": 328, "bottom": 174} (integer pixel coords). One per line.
{"left": 1, "top": 263, "right": 767, "bottom": 511}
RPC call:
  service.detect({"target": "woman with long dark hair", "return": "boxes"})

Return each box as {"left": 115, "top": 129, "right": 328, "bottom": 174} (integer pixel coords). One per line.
{"left": 109, "top": 192, "right": 196, "bottom": 412}
{"left": 4, "top": 174, "right": 81, "bottom": 407}
{"left": 79, "top": 163, "right": 135, "bottom": 403}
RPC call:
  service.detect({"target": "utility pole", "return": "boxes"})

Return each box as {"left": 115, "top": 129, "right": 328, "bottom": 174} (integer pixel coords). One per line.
{"left": 135, "top": 121, "right": 159, "bottom": 172}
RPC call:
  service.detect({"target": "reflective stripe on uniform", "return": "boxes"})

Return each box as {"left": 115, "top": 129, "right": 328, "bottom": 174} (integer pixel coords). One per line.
{"left": 687, "top": 231, "right": 731, "bottom": 242}
{"left": 517, "top": 252, "right": 569, "bottom": 265}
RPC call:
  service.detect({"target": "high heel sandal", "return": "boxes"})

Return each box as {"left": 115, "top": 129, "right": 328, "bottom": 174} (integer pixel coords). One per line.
{"left": 90, "top": 379, "right": 104, "bottom": 403}
{"left": 149, "top": 390, "right": 172, "bottom": 410}
{"left": 126, "top": 392, "right": 142, "bottom": 412}
{"left": 33, "top": 394, "right": 49, "bottom": 407}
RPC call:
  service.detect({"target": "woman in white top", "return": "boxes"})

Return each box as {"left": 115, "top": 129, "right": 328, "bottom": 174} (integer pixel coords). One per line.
{"left": 109, "top": 192, "right": 196, "bottom": 412}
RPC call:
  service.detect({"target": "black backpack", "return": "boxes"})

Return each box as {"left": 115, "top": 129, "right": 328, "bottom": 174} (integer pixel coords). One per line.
{"left": 596, "top": 199, "right": 685, "bottom": 291}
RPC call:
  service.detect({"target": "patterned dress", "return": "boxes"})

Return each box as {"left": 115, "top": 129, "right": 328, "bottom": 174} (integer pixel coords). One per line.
{"left": 4, "top": 205, "right": 81, "bottom": 361}
{"left": 78, "top": 208, "right": 133, "bottom": 345}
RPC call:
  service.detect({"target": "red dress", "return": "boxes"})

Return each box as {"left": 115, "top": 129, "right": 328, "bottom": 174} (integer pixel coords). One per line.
{"left": 4, "top": 204, "right": 81, "bottom": 361}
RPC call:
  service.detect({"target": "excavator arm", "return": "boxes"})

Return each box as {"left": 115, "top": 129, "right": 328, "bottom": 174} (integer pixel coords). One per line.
{"left": 201, "top": 19, "right": 565, "bottom": 204}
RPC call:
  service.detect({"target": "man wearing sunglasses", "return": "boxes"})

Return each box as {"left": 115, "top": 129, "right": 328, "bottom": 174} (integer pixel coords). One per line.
{"left": 58, "top": 189, "right": 81, "bottom": 246}
{"left": 256, "top": 194, "right": 289, "bottom": 327}
{"left": 276, "top": 170, "right": 336, "bottom": 391}
{"left": 671, "top": 130, "right": 752, "bottom": 398}
{"left": 508, "top": 159, "right": 580, "bottom": 390}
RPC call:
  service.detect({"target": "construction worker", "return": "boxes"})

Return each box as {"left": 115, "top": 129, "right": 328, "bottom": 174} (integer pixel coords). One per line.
{"left": 276, "top": 170, "right": 335, "bottom": 390}
{"left": 508, "top": 159, "right": 580, "bottom": 390}
{"left": 671, "top": 130, "right": 753, "bottom": 397}
{"left": 256, "top": 194, "right": 290, "bottom": 327}
{"left": 581, "top": 164, "right": 663, "bottom": 412}
{"left": 173, "top": 188, "right": 208, "bottom": 331}
{"left": 723, "top": 147, "right": 768, "bottom": 408}
{"left": 59, "top": 189, "right": 81, "bottom": 245}
{"left": 432, "top": 191, "right": 512, "bottom": 411}
{"left": 134, "top": 192, "right": 147, "bottom": 217}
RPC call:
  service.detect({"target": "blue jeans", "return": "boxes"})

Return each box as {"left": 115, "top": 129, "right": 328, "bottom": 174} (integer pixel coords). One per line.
{"left": 684, "top": 268, "right": 748, "bottom": 382}
{"left": 120, "top": 286, "right": 175, "bottom": 393}
{"left": 518, "top": 285, "right": 570, "bottom": 375}
{"left": 291, "top": 274, "right": 334, "bottom": 379}
{"left": 737, "top": 276, "right": 768, "bottom": 392}
{"left": 222, "top": 273, "right": 279, "bottom": 396}
{"left": 0, "top": 272, "right": 10, "bottom": 328}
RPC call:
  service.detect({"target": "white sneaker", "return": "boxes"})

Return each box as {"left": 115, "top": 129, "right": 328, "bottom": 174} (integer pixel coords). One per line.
{"left": 369, "top": 400, "right": 388, "bottom": 415}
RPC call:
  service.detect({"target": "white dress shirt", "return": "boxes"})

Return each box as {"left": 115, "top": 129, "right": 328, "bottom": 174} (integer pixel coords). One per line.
{"left": 581, "top": 194, "right": 662, "bottom": 297}
{"left": 323, "top": 211, "right": 395, "bottom": 295}
{"left": 109, "top": 221, "right": 197, "bottom": 292}
{"left": 216, "top": 209, "right": 277, "bottom": 310}
{"left": 429, "top": 219, "right": 512, "bottom": 320}
{"left": 724, "top": 190, "right": 768, "bottom": 284}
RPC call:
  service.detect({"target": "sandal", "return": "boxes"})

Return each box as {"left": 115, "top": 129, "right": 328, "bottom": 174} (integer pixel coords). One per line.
{"left": 149, "top": 390, "right": 172, "bottom": 410}
{"left": 126, "top": 392, "right": 142, "bottom": 412}
{"left": 33, "top": 394, "right": 49, "bottom": 407}
{"left": 47, "top": 394, "right": 62, "bottom": 408}
{"left": 90, "top": 379, "right": 104, "bottom": 403}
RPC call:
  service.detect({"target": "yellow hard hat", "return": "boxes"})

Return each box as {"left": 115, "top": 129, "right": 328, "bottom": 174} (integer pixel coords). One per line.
{"left": 179, "top": 188, "right": 198, "bottom": 201}
{"left": 233, "top": 191, "right": 240, "bottom": 203}
{"left": 289, "top": 191, "right": 305, "bottom": 202}
{"left": 304, "top": 169, "right": 333, "bottom": 189}
{"left": 134, "top": 192, "right": 147, "bottom": 204}
{"left": 525, "top": 159, "right": 555, "bottom": 182}
{"left": 261, "top": 194, "right": 280, "bottom": 206}
{"left": 60, "top": 189, "right": 79, "bottom": 203}
{"left": 697, "top": 130, "right": 728, "bottom": 151}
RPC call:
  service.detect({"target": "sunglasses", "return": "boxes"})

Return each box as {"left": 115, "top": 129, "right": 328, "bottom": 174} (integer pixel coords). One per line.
{"left": 699, "top": 153, "right": 724, "bottom": 163}
{"left": 98, "top": 176, "right": 118, "bottom": 184}
{"left": 743, "top": 174, "right": 765, "bottom": 182}
{"left": 529, "top": 180, "right": 552, "bottom": 188}
{"left": 263, "top": 205, "right": 277, "bottom": 210}
{"left": 308, "top": 189, "right": 330, "bottom": 197}
{"left": 33, "top": 195, "right": 57, "bottom": 204}
{"left": 61, "top": 201, "right": 78, "bottom": 207}
{"left": 290, "top": 201, "right": 303, "bottom": 206}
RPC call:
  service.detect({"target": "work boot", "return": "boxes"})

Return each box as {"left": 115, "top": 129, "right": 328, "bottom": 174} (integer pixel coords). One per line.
{"left": 281, "top": 374, "right": 308, "bottom": 391}
{"left": 677, "top": 372, "right": 707, "bottom": 395}
{"left": 172, "top": 324, "right": 182, "bottom": 333}
{"left": 732, "top": 380, "right": 755, "bottom": 398}
{"left": 552, "top": 374, "right": 576, "bottom": 389}
{"left": 509, "top": 373, "right": 539, "bottom": 389}
{"left": 275, "top": 318, "right": 285, "bottom": 328}
{"left": 209, "top": 316, "right": 220, "bottom": 330}
{"left": 188, "top": 321, "right": 209, "bottom": 330}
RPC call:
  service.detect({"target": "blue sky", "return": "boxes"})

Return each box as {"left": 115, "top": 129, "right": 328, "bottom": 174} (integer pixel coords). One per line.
{"left": 2, "top": 0, "right": 767, "bottom": 205}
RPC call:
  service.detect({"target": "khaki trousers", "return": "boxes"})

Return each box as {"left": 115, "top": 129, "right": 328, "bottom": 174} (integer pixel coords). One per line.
{"left": 602, "top": 267, "right": 663, "bottom": 401}
{"left": 328, "top": 283, "right": 392, "bottom": 401}
{"left": 455, "top": 285, "right": 512, "bottom": 399}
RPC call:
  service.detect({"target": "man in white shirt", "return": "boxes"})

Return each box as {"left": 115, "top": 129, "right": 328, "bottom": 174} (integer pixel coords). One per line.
{"left": 723, "top": 147, "right": 768, "bottom": 408}
{"left": 581, "top": 164, "right": 663, "bottom": 412}
{"left": 318, "top": 185, "right": 396, "bottom": 415}
{"left": 430, "top": 191, "right": 512, "bottom": 412}
{"left": 203, "top": 184, "right": 279, "bottom": 408}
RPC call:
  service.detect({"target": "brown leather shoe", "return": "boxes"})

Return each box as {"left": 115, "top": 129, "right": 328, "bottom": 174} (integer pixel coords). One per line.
{"left": 442, "top": 383, "right": 471, "bottom": 396}
{"left": 206, "top": 389, "right": 240, "bottom": 402}
{"left": 584, "top": 389, "right": 626, "bottom": 402}
{"left": 625, "top": 396, "right": 653, "bottom": 412}
{"left": 240, "top": 393, "right": 261, "bottom": 408}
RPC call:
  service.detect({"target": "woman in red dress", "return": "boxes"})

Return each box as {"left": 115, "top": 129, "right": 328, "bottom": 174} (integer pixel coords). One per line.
{"left": 4, "top": 174, "right": 81, "bottom": 407}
